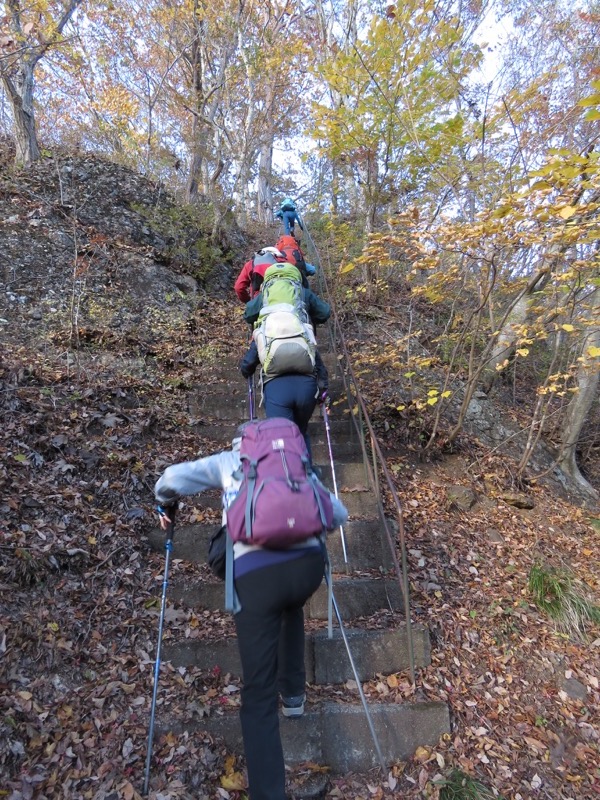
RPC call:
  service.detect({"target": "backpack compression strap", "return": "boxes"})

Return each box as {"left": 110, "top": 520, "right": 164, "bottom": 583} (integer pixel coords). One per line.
{"left": 244, "top": 461, "right": 258, "bottom": 542}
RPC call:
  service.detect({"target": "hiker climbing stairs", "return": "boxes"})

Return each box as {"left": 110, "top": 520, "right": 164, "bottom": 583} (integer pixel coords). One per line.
{"left": 146, "top": 343, "right": 450, "bottom": 773}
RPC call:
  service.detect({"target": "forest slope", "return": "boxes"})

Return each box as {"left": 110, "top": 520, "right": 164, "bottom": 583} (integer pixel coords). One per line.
{"left": 1, "top": 156, "right": 599, "bottom": 800}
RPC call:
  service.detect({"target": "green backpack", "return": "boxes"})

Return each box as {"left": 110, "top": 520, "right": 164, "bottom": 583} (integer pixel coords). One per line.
{"left": 253, "top": 264, "right": 316, "bottom": 377}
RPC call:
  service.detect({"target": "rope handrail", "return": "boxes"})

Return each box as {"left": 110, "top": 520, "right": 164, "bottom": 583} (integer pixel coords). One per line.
{"left": 304, "top": 226, "right": 417, "bottom": 686}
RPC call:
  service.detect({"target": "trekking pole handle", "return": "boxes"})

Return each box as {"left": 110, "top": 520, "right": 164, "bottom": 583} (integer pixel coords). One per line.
{"left": 157, "top": 503, "right": 177, "bottom": 540}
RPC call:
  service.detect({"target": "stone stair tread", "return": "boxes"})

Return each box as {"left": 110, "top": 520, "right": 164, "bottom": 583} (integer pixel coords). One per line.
{"left": 168, "top": 575, "right": 403, "bottom": 620}
{"left": 159, "top": 700, "right": 450, "bottom": 773}
{"left": 163, "top": 623, "right": 430, "bottom": 683}
{"left": 148, "top": 516, "right": 394, "bottom": 572}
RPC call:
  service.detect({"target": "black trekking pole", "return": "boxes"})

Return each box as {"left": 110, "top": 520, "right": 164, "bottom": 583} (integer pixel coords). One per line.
{"left": 143, "top": 503, "right": 177, "bottom": 797}
{"left": 321, "top": 400, "right": 348, "bottom": 565}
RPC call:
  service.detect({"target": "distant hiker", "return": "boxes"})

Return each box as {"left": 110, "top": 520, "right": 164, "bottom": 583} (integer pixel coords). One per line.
{"left": 234, "top": 247, "right": 286, "bottom": 303}
{"left": 155, "top": 424, "right": 348, "bottom": 800}
{"left": 275, "top": 198, "right": 304, "bottom": 237}
{"left": 241, "top": 263, "right": 330, "bottom": 460}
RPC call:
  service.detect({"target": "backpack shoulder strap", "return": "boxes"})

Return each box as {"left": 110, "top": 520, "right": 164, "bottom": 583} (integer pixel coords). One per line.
{"left": 224, "top": 532, "right": 241, "bottom": 614}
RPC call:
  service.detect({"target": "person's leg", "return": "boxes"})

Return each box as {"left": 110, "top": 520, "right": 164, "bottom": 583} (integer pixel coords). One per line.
{"left": 290, "top": 376, "right": 318, "bottom": 462}
{"left": 277, "top": 552, "right": 325, "bottom": 699}
{"left": 234, "top": 571, "right": 285, "bottom": 800}
{"left": 234, "top": 556, "right": 324, "bottom": 799}
{"left": 263, "top": 377, "right": 295, "bottom": 422}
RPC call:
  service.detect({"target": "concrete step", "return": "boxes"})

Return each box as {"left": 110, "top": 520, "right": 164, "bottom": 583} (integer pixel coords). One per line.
{"left": 168, "top": 575, "right": 403, "bottom": 620}
{"left": 147, "top": 517, "right": 393, "bottom": 572}
{"left": 159, "top": 701, "right": 450, "bottom": 773}
{"left": 310, "top": 434, "right": 363, "bottom": 463}
{"left": 308, "top": 416, "right": 355, "bottom": 436}
{"left": 163, "top": 624, "right": 431, "bottom": 683}
{"left": 202, "top": 373, "right": 347, "bottom": 394}
{"left": 336, "top": 486, "right": 379, "bottom": 517}
{"left": 149, "top": 521, "right": 384, "bottom": 571}
{"left": 190, "top": 391, "right": 251, "bottom": 420}
{"left": 188, "top": 388, "right": 350, "bottom": 423}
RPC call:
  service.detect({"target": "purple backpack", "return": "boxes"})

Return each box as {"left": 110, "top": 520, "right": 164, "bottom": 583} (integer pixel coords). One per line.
{"left": 226, "top": 418, "right": 334, "bottom": 548}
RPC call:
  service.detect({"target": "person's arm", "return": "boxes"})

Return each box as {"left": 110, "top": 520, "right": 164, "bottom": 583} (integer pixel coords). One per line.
{"left": 275, "top": 209, "right": 283, "bottom": 220}
{"left": 296, "top": 212, "right": 304, "bottom": 231}
{"left": 315, "top": 350, "right": 329, "bottom": 392}
{"left": 234, "top": 260, "right": 253, "bottom": 303}
{"left": 306, "top": 290, "right": 331, "bottom": 325}
{"left": 240, "top": 340, "right": 260, "bottom": 378}
{"left": 310, "top": 474, "right": 348, "bottom": 529}
{"left": 155, "top": 451, "right": 237, "bottom": 504}
{"left": 329, "top": 493, "right": 349, "bottom": 528}
{"left": 244, "top": 294, "right": 263, "bottom": 326}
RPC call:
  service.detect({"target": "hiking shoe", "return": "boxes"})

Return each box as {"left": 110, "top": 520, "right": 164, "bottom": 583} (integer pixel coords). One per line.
{"left": 282, "top": 693, "right": 305, "bottom": 717}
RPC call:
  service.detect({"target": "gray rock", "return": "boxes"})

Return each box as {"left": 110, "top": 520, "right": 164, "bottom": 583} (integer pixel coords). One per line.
{"left": 499, "top": 492, "right": 534, "bottom": 509}
{"left": 558, "top": 676, "right": 587, "bottom": 701}
{"left": 446, "top": 485, "right": 476, "bottom": 510}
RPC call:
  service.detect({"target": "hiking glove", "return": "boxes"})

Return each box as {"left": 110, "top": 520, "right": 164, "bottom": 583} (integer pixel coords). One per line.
{"left": 157, "top": 499, "right": 178, "bottom": 521}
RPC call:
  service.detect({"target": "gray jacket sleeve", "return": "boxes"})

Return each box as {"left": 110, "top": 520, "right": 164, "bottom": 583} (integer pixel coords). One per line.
{"left": 311, "top": 475, "right": 348, "bottom": 529}
{"left": 329, "top": 493, "right": 349, "bottom": 528}
{"left": 154, "top": 450, "right": 238, "bottom": 504}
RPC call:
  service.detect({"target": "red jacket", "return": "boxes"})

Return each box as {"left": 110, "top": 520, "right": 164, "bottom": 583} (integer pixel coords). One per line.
{"left": 234, "top": 253, "right": 286, "bottom": 302}
{"left": 234, "top": 258, "right": 255, "bottom": 303}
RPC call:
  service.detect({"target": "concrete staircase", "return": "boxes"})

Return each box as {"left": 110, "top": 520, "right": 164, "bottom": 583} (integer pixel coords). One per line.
{"left": 147, "top": 347, "right": 449, "bottom": 773}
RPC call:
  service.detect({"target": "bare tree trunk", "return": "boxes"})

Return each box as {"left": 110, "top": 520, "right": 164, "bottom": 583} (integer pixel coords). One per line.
{"left": 556, "top": 288, "right": 600, "bottom": 499}
{"left": 257, "top": 140, "right": 273, "bottom": 225}
{"left": 185, "top": 5, "right": 205, "bottom": 202}
{"left": 481, "top": 265, "right": 552, "bottom": 393}
{"left": 1, "top": 64, "right": 40, "bottom": 165}
{"left": 1, "top": 0, "right": 83, "bottom": 166}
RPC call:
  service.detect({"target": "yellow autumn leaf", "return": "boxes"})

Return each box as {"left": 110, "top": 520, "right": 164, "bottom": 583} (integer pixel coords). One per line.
{"left": 339, "top": 261, "right": 356, "bottom": 274}
{"left": 516, "top": 348, "right": 529, "bottom": 357}
{"left": 414, "top": 745, "right": 431, "bottom": 762}
{"left": 561, "top": 324, "right": 575, "bottom": 332}
{"left": 221, "top": 771, "right": 247, "bottom": 791}
{"left": 558, "top": 206, "right": 577, "bottom": 219}
{"left": 427, "top": 389, "right": 439, "bottom": 397}
{"left": 427, "top": 397, "right": 439, "bottom": 405}
{"left": 441, "top": 390, "right": 452, "bottom": 398}
{"left": 396, "top": 404, "right": 406, "bottom": 411}
{"left": 587, "top": 346, "right": 600, "bottom": 358}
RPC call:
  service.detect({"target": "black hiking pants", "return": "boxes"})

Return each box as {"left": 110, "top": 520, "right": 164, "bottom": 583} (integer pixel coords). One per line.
{"left": 263, "top": 374, "right": 317, "bottom": 461}
{"left": 233, "top": 551, "right": 325, "bottom": 800}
